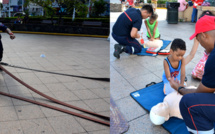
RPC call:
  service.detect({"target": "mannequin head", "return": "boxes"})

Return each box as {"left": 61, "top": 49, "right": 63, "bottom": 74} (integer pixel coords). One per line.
{"left": 150, "top": 101, "right": 170, "bottom": 125}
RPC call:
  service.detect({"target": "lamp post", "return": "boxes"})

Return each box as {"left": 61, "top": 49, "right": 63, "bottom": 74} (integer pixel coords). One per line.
{"left": 22, "top": 0, "right": 24, "bottom": 12}
{"left": 72, "top": 1, "right": 76, "bottom": 21}
{"left": 0, "top": 4, "right": 1, "bottom": 17}
{"left": 72, "top": 7, "right": 75, "bottom": 21}
{"left": 8, "top": 0, "right": 10, "bottom": 17}
{"left": 87, "top": 0, "right": 91, "bottom": 18}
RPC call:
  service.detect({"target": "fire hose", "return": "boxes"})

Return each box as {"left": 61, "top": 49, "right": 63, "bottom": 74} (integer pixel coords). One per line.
{"left": 0, "top": 65, "right": 110, "bottom": 126}
{"left": 0, "top": 62, "right": 110, "bottom": 82}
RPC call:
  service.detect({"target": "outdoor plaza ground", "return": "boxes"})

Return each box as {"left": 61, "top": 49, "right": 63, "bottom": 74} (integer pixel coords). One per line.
{"left": 0, "top": 33, "right": 110, "bottom": 134}
{"left": 110, "top": 9, "right": 203, "bottom": 133}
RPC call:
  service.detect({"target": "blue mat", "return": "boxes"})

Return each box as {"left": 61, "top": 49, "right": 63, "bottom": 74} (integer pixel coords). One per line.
{"left": 130, "top": 82, "right": 215, "bottom": 133}
{"left": 136, "top": 40, "right": 172, "bottom": 56}
{"left": 130, "top": 82, "right": 189, "bottom": 134}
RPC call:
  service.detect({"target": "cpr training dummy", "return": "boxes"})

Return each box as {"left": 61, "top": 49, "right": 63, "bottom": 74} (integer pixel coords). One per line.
{"left": 150, "top": 91, "right": 182, "bottom": 125}
{"left": 150, "top": 86, "right": 196, "bottom": 125}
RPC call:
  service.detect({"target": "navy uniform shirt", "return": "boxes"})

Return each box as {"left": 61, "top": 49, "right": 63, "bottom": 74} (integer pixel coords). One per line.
{"left": 112, "top": 8, "right": 142, "bottom": 37}
{"left": 202, "top": 43, "right": 215, "bottom": 88}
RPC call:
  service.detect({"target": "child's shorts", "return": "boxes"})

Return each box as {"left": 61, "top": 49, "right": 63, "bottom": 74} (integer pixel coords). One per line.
{"left": 163, "top": 82, "right": 175, "bottom": 95}
{"left": 192, "top": 51, "right": 209, "bottom": 77}
{"left": 164, "top": 81, "right": 186, "bottom": 95}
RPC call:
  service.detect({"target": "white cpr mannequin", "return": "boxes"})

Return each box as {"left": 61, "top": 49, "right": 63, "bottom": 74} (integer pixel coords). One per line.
{"left": 144, "top": 40, "right": 163, "bottom": 48}
{"left": 150, "top": 86, "right": 196, "bottom": 125}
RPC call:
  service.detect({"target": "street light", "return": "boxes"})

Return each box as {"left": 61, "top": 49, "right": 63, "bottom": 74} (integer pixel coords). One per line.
{"left": 8, "top": 0, "right": 10, "bottom": 17}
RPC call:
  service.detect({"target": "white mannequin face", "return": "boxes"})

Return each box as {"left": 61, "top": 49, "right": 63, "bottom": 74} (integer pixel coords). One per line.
{"left": 150, "top": 102, "right": 170, "bottom": 125}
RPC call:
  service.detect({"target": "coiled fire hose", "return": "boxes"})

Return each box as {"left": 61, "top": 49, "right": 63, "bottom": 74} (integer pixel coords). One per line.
{"left": 0, "top": 65, "right": 110, "bottom": 126}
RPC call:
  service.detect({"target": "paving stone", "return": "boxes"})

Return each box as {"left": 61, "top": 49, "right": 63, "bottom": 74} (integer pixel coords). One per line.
{"left": 73, "top": 89, "right": 99, "bottom": 100}
{"left": 7, "top": 85, "right": 32, "bottom": 95}
{"left": 45, "top": 83, "right": 69, "bottom": 92}
{"left": 15, "top": 105, "right": 45, "bottom": 120}
{"left": 63, "top": 81, "right": 88, "bottom": 91}
{"left": 0, "top": 106, "right": 18, "bottom": 121}
{"left": 20, "top": 118, "right": 56, "bottom": 134}
{"left": 11, "top": 93, "right": 35, "bottom": 106}
{"left": 84, "top": 98, "right": 109, "bottom": 113}
{"left": 0, "top": 120, "right": 23, "bottom": 134}
{"left": 115, "top": 96, "right": 147, "bottom": 121}
{"left": 74, "top": 116, "right": 109, "bottom": 132}
{"left": 125, "top": 114, "right": 169, "bottom": 134}
{"left": 48, "top": 116, "right": 86, "bottom": 134}
{"left": 51, "top": 90, "right": 80, "bottom": 101}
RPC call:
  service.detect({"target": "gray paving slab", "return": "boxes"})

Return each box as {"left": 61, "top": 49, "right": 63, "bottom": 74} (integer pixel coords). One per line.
{"left": 110, "top": 9, "right": 205, "bottom": 133}
{"left": 19, "top": 118, "right": 56, "bottom": 134}
{"left": 0, "top": 34, "right": 109, "bottom": 133}
{"left": 0, "top": 120, "right": 23, "bottom": 134}
{"left": 47, "top": 116, "right": 86, "bottom": 134}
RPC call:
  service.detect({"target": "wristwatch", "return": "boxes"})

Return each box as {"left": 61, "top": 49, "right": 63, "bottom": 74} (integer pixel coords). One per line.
{"left": 178, "top": 86, "right": 184, "bottom": 94}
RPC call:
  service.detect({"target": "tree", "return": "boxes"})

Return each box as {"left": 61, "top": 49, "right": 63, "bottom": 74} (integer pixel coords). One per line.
{"left": 30, "top": 0, "right": 56, "bottom": 24}
{"left": 23, "top": 0, "right": 30, "bottom": 15}
{"left": 55, "top": 0, "right": 85, "bottom": 22}
{"left": 93, "top": 0, "right": 107, "bottom": 17}
{"left": 0, "top": 3, "right": 3, "bottom": 17}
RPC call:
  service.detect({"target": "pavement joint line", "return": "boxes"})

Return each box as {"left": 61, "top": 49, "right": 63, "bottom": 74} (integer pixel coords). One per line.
{"left": 3, "top": 31, "right": 109, "bottom": 38}
{"left": 128, "top": 114, "right": 148, "bottom": 123}
{"left": 111, "top": 64, "right": 138, "bottom": 91}
{"left": 113, "top": 95, "right": 132, "bottom": 102}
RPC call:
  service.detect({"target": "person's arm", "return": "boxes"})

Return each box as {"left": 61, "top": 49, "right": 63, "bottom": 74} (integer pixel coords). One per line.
{"left": 168, "top": 77, "right": 215, "bottom": 95}
{"left": 164, "top": 59, "right": 171, "bottom": 81}
{"left": 185, "top": 38, "right": 199, "bottom": 65}
{"left": 144, "top": 20, "right": 152, "bottom": 39}
{"left": 180, "top": 58, "right": 186, "bottom": 86}
{"left": 183, "top": 0, "right": 188, "bottom": 5}
{"left": 5, "top": 28, "right": 15, "bottom": 40}
{"left": 130, "top": 27, "right": 140, "bottom": 38}
{"left": 152, "top": 21, "right": 158, "bottom": 39}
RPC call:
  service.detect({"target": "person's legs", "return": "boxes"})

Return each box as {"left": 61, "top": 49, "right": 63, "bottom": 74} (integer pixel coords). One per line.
{"left": 155, "top": 34, "right": 161, "bottom": 40}
{"left": 191, "top": 51, "right": 209, "bottom": 80}
{"left": 112, "top": 33, "right": 142, "bottom": 58}
{"left": 194, "top": 9, "right": 198, "bottom": 22}
{"left": 0, "top": 39, "right": 3, "bottom": 61}
{"left": 125, "top": 36, "right": 142, "bottom": 54}
{"left": 180, "top": 93, "right": 215, "bottom": 134}
{"left": 191, "top": 8, "right": 197, "bottom": 22}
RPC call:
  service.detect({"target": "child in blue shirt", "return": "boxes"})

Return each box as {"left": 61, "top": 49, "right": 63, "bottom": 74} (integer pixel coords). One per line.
{"left": 162, "top": 39, "right": 186, "bottom": 95}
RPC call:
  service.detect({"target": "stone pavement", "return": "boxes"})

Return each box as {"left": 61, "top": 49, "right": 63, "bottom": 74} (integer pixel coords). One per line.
{"left": 0, "top": 33, "right": 109, "bottom": 134}
{"left": 110, "top": 9, "right": 203, "bottom": 133}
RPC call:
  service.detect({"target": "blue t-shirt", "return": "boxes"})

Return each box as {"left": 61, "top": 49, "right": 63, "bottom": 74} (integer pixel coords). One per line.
{"left": 112, "top": 8, "right": 142, "bottom": 37}
{"left": 162, "top": 57, "right": 181, "bottom": 84}
{"left": 202, "top": 44, "right": 215, "bottom": 88}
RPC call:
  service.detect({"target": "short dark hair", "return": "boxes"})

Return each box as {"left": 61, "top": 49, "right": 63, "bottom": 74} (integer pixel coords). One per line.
{"left": 199, "top": 10, "right": 215, "bottom": 19}
{"left": 141, "top": 5, "right": 154, "bottom": 15}
{"left": 150, "top": 13, "right": 158, "bottom": 20}
{"left": 170, "top": 38, "right": 186, "bottom": 51}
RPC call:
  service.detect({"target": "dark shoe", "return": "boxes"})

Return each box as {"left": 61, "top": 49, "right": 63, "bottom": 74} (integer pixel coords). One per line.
{"left": 113, "top": 44, "right": 125, "bottom": 59}
{"left": 185, "top": 76, "right": 187, "bottom": 82}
